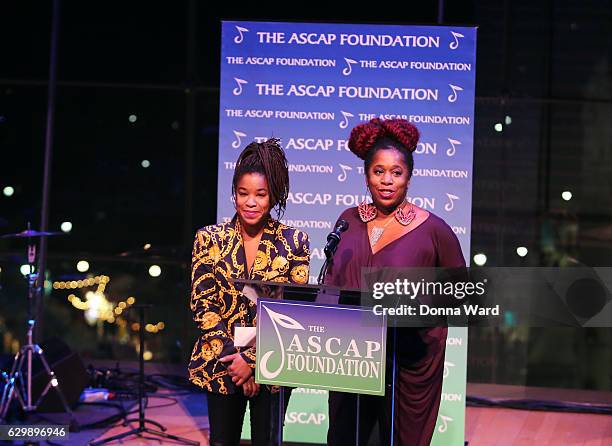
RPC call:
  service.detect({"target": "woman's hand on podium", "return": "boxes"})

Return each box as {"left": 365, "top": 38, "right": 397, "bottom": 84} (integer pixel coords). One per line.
{"left": 219, "top": 352, "right": 253, "bottom": 385}
{"left": 242, "top": 376, "right": 260, "bottom": 398}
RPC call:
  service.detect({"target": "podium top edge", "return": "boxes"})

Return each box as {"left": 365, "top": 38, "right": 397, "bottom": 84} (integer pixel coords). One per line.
{"left": 230, "top": 277, "right": 360, "bottom": 293}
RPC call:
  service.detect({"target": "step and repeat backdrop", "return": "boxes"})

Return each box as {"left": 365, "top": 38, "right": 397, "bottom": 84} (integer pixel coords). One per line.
{"left": 218, "top": 20, "right": 476, "bottom": 445}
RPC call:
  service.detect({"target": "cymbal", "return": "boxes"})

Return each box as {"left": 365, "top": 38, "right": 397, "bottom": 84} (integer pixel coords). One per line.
{"left": 1, "top": 229, "right": 65, "bottom": 239}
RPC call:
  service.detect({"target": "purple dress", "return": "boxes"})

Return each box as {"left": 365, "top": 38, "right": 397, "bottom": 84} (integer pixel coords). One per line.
{"left": 325, "top": 207, "right": 465, "bottom": 446}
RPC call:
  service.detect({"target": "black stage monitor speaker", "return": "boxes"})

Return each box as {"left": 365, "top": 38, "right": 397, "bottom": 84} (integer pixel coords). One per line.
{"left": 31, "top": 337, "right": 89, "bottom": 412}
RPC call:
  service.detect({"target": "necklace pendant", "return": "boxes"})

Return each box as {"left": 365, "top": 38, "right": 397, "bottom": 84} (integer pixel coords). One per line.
{"left": 370, "top": 226, "right": 384, "bottom": 246}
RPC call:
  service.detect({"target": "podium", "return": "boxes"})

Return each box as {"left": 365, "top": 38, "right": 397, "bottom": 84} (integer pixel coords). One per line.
{"left": 227, "top": 278, "right": 470, "bottom": 446}
{"left": 231, "top": 279, "right": 387, "bottom": 445}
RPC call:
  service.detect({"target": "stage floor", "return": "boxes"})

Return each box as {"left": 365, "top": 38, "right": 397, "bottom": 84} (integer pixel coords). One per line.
{"left": 465, "top": 383, "right": 612, "bottom": 446}
{"left": 3, "top": 363, "right": 611, "bottom": 445}
{"left": 63, "top": 395, "right": 612, "bottom": 446}
{"left": 88, "top": 389, "right": 612, "bottom": 446}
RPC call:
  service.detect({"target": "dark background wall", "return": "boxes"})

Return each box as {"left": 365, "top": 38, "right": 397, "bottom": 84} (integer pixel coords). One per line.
{"left": 0, "top": 1, "right": 610, "bottom": 391}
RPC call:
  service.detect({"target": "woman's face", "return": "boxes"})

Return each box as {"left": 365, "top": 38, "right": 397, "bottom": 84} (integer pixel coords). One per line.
{"left": 235, "top": 173, "right": 271, "bottom": 229}
{"left": 366, "top": 148, "right": 410, "bottom": 212}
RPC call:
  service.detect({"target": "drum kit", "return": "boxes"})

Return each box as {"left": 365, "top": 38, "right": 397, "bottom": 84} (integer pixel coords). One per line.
{"left": 0, "top": 225, "right": 77, "bottom": 428}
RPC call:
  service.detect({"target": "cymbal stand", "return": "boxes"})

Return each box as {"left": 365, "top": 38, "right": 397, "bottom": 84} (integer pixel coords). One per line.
{"left": 0, "top": 235, "right": 77, "bottom": 431}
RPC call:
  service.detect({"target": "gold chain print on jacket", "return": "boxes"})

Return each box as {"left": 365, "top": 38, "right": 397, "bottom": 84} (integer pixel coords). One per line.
{"left": 188, "top": 217, "right": 310, "bottom": 394}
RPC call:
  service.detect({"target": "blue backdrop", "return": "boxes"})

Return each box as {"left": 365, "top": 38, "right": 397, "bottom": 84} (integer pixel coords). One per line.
{"left": 218, "top": 20, "right": 477, "bottom": 445}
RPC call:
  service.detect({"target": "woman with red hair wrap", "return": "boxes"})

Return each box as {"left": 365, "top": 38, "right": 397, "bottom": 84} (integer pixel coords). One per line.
{"left": 324, "top": 118, "right": 465, "bottom": 446}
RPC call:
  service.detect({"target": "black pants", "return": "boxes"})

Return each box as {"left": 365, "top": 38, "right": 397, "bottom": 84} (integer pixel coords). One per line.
{"left": 206, "top": 387, "right": 292, "bottom": 446}
{"left": 327, "top": 391, "right": 392, "bottom": 446}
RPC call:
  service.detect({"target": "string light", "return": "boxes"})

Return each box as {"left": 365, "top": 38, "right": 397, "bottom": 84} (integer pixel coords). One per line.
{"left": 55, "top": 277, "right": 159, "bottom": 330}
{"left": 53, "top": 274, "right": 110, "bottom": 291}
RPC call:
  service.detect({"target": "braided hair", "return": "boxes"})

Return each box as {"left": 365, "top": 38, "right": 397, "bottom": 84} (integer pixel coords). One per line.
{"left": 232, "top": 138, "right": 290, "bottom": 218}
{"left": 348, "top": 118, "right": 420, "bottom": 178}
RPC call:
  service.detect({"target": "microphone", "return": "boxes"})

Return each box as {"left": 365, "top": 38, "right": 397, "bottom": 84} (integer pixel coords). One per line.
{"left": 324, "top": 219, "right": 349, "bottom": 259}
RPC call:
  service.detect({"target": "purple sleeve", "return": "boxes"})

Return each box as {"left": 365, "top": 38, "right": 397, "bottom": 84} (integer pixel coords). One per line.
{"left": 434, "top": 221, "right": 466, "bottom": 268}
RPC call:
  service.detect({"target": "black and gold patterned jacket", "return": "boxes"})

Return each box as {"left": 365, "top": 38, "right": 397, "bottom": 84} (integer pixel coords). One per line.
{"left": 188, "top": 216, "right": 310, "bottom": 394}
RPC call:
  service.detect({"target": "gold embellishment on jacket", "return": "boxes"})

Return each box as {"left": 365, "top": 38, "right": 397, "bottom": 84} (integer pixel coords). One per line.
{"left": 217, "top": 378, "right": 228, "bottom": 395}
{"left": 264, "top": 270, "right": 281, "bottom": 281}
{"left": 201, "top": 342, "right": 215, "bottom": 361}
{"left": 207, "top": 244, "right": 221, "bottom": 263}
{"left": 291, "top": 264, "right": 309, "bottom": 284}
{"left": 203, "top": 329, "right": 227, "bottom": 338}
{"left": 253, "top": 250, "right": 268, "bottom": 271}
{"left": 210, "top": 338, "right": 223, "bottom": 355}
{"left": 227, "top": 308, "right": 247, "bottom": 331}
{"left": 230, "top": 243, "right": 244, "bottom": 277}
{"left": 201, "top": 312, "right": 221, "bottom": 330}
{"left": 242, "top": 349, "right": 257, "bottom": 368}
{"left": 271, "top": 256, "right": 289, "bottom": 274}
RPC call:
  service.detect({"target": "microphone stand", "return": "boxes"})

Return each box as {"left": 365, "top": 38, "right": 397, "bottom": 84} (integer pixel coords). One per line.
{"left": 90, "top": 305, "right": 199, "bottom": 446}
{"left": 318, "top": 219, "right": 348, "bottom": 285}
{"left": 317, "top": 258, "right": 330, "bottom": 285}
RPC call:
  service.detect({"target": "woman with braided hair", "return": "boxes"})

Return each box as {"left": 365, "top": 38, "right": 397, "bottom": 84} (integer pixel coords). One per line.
{"left": 324, "top": 118, "right": 465, "bottom": 446}
{"left": 188, "top": 138, "right": 310, "bottom": 446}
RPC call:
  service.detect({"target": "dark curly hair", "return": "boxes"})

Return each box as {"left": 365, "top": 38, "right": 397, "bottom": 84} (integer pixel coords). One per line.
{"left": 232, "top": 138, "right": 290, "bottom": 218}
{"left": 348, "top": 118, "right": 420, "bottom": 178}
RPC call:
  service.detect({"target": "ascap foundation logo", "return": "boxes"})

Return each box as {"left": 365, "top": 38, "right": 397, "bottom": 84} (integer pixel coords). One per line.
{"left": 256, "top": 300, "right": 387, "bottom": 395}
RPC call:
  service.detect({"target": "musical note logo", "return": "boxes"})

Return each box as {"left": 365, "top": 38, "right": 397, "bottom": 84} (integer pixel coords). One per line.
{"left": 449, "top": 31, "right": 465, "bottom": 50}
{"left": 445, "top": 193, "right": 459, "bottom": 212}
{"left": 259, "top": 305, "right": 305, "bottom": 379}
{"left": 233, "top": 78, "right": 248, "bottom": 96}
{"left": 438, "top": 415, "right": 454, "bottom": 433}
{"left": 232, "top": 130, "right": 247, "bottom": 149}
{"left": 446, "top": 138, "right": 461, "bottom": 157}
{"left": 448, "top": 84, "right": 464, "bottom": 103}
{"left": 443, "top": 361, "right": 455, "bottom": 379}
{"left": 337, "top": 164, "right": 353, "bottom": 182}
{"left": 234, "top": 26, "right": 249, "bottom": 44}
{"left": 339, "top": 110, "right": 354, "bottom": 129}
{"left": 342, "top": 58, "right": 357, "bottom": 76}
